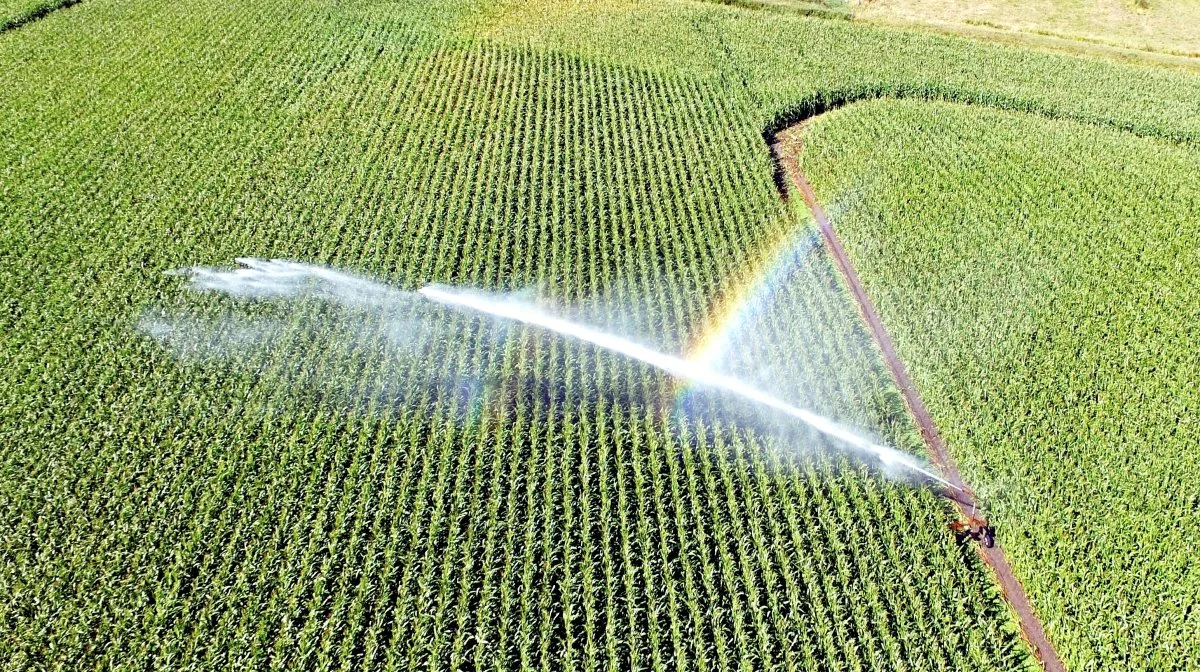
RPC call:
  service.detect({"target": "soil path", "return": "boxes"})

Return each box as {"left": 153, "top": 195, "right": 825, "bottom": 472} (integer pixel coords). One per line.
{"left": 769, "top": 133, "right": 1067, "bottom": 672}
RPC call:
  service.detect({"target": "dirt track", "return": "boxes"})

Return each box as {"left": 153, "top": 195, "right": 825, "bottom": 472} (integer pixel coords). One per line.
{"left": 769, "top": 133, "right": 1066, "bottom": 672}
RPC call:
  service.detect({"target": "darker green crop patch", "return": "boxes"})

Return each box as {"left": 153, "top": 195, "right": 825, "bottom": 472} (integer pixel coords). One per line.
{"left": 0, "top": 0, "right": 81, "bottom": 33}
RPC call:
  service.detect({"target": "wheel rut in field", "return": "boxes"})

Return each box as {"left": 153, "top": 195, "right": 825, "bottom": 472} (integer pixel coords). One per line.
{"left": 767, "top": 127, "right": 1067, "bottom": 672}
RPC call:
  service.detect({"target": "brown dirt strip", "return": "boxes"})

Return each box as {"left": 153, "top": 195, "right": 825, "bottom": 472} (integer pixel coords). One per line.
{"left": 769, "top": 132, "right": 1066, "bottom": 672}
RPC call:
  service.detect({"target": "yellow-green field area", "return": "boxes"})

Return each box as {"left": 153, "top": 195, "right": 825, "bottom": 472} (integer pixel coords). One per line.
{"left": 852, "top": 0, "right": 1200, "bottom": 58}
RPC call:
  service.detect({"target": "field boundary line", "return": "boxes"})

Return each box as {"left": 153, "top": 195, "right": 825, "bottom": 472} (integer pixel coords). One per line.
{"left": 1, "top": 0, "right": 82, "bottom": 34}
{"left": 767, "top": 131, "right": 1067, "bottom": 672}
{"left": 762, "top": 89, "right": 1199, "bottom": 148}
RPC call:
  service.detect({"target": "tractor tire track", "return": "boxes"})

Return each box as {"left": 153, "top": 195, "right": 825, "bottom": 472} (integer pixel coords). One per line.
{"left": 768, "top": 131, "right": 1067, "bottom": 672}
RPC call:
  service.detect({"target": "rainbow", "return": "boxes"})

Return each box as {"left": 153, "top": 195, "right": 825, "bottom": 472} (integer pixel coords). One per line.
{"left": 671, "top": 224, "right": 822, "bottom": 425}
{"left": 684, "top": 227, "right": 822, "bottom": 371}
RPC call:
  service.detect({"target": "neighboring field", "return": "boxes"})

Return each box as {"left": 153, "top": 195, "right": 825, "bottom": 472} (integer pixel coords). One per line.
{"left": 852, "top": 0, "right": 1200, "bottom": 58}
{"left": 794, "top": 98, "right": 1200, "bottom": 670}
{"left": 703, "top": 0, "right": 1200, "bottom": 59}
{"left": 3, "top": 0, "right": 1200, "bottom": 670}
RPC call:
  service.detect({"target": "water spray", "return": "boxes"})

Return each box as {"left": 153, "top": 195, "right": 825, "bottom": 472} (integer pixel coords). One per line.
{"left": 419, "top": 284, "right": 958, "bottom": 490}
{"left": 150, "top": 258, "right": 958, "bottom": 490}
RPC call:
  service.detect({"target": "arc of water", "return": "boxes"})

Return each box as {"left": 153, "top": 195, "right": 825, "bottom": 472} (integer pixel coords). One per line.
{"left": 419, "top": 284, "right": 956, "bottom": 489}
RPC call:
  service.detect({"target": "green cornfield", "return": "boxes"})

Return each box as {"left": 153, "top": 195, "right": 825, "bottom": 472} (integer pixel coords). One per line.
{"left": 795, "top": 98, "right": 1200, "bottom": 669}
{"left": 2, "top": 0, "right": 1198, "bottom": 670}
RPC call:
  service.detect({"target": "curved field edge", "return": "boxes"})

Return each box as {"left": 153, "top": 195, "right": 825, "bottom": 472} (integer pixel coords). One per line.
{"left": 793, "top": 97, "right": 1200, "bottom": 671}
{"left": 0, "top": 0, "right": 79, "bottom": 32}
{"left": 759, "top": 82, "right": 1200, "bottom": 147}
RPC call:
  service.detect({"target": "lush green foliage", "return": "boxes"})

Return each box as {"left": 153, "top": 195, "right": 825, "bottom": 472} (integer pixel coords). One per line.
{"left": 797, "top": 98, "right": 1200, "bottom": 671}
{"left": 3, "top": 0, "right": 1200, "bottom": 669}
{"left": 0, "top": 2, "right": 1028, "bottom": 669}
